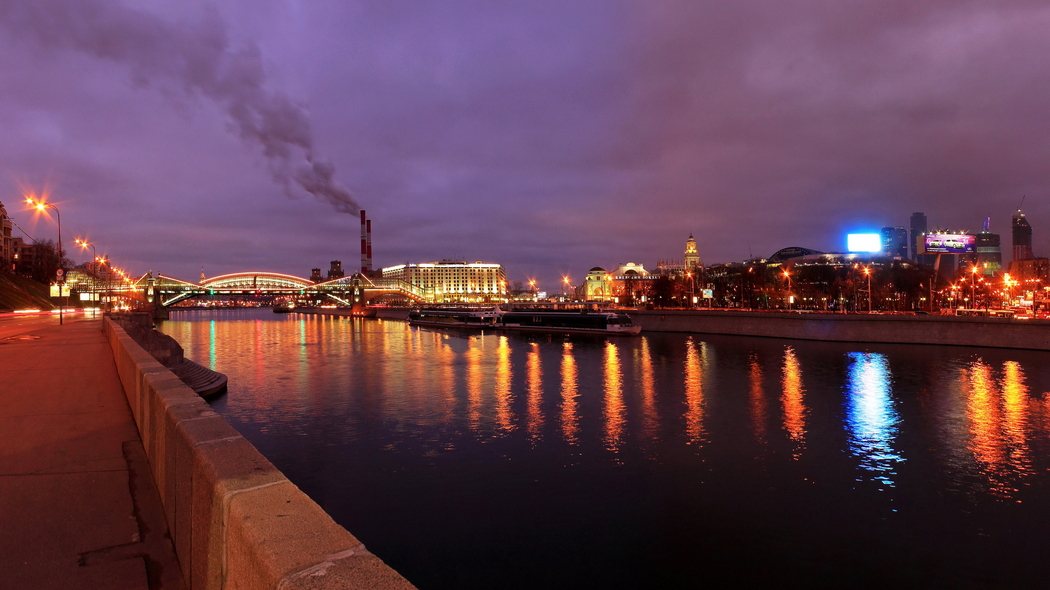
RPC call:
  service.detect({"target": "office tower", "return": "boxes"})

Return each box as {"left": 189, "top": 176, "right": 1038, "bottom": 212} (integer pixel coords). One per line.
{"left": 909, "top": 212, "right": 927, "bottom": 259}
{"left": 1012, "top": 209, "right": 1034, "bottom": 262}
{"left": 966, "top": 217, "right": 1002, "bottom": 277}
{"left": 881, "top": 226, "right": 908, "bottom": 258}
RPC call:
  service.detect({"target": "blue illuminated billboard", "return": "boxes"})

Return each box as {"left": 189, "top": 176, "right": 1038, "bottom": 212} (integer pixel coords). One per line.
{"left": 847, "top": 233, "right": 882, "bottom": 253}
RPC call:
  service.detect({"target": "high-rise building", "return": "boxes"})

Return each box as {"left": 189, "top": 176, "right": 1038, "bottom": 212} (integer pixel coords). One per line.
{"left": 382, "top": 260, "right": 507, "bottom": 303}
{"left": 909, "top": 212, "right": 927, "bottom": 260}
{"left": 970, "top": 217, "right": 1002, "bottom": 277}
{"left": 1012, "top": 209, "right": 1034, "bottom": 263}
{"left": 684, "top": 234, "right": 700, "bottom": 270}
{"left": 881, "top": 226, "right": 908, "bottom": 258}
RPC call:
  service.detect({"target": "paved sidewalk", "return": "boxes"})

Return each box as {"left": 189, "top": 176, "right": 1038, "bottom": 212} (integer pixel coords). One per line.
{"left": 0, "top": 317, "right": 185, "bottom": 590}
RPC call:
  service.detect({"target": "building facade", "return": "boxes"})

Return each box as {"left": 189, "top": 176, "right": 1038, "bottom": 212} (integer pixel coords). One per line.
{"left": 0, "top": 201, "right": 12, "bottom": 272}
{"left": 1012, "top": 209, "right": 1034, "bottom": 263}
{"left": 684, "top": 234, "right": 700, "bottom": 270}
{"left": 881, "top": 226, "right": 908, "bottom": 258}
{"left": 910, "top": 212, "right": 927, "bottom": 260}
{"left": 382, "top": 260, "right": 507, "bottom": 303}
{"left": 962, "top": 217, "right": 1002, "bottom": 277}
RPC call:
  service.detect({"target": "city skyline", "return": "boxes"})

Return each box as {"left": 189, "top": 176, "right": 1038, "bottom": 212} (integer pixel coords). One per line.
{"left": 3, "top": 1, "right": 1050, "bottom": 289}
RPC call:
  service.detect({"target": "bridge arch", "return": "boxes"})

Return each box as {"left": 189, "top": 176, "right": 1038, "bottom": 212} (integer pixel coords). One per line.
{"left": 201, "top": 272, "right": 314, "bottom": 291}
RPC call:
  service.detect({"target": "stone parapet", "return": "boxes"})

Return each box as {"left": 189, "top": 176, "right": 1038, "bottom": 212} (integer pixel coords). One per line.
{"left": 102, "top": 316, "right": 416, "bottom": 590}
{"left": 630, "top": 309, "right": 1050, "bottom": 350}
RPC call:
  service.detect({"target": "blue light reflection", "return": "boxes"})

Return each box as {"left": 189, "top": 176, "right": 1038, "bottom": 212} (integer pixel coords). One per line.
{"left": 844, "top": 352, "right": 903, "bottom": 486}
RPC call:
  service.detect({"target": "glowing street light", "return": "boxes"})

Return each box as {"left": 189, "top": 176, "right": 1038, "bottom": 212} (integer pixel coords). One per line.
{"left": 864, "top": 267, "right": 872, "bottom": 313}
{"left": 26, "top": 195, "right": 65, "bottom": 324}
{"left": 970, "top": 265, "right": 979, "bottom": 309}
{"left": 686, "top": 271, "right": 695, "bottom": 308}
{"left": 75, "top": 239, "right": 98, "bottom": 305}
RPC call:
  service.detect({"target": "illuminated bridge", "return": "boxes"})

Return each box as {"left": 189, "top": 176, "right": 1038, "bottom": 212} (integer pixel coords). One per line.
{"left": 127, "top": 271, "right": 426, "bottom": 312}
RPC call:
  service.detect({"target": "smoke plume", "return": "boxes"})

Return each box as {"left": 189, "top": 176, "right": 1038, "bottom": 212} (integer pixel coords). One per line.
{"left": 0, "top": 0, "right": 359, "bottom": 214}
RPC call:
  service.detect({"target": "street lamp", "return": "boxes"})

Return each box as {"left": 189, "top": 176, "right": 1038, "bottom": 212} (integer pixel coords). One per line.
{"left": 864, "top": 267, "right": 872, "bottom": 313}
{"left": 26, "top": 196, "right": 65, "bottom": 324}
{"left": 782, "top": 268, "right": 792, "bottom": 310}
{"left": 75, "top": 239, "right": 97, "bottom": 307}
{"left": 562, "top": 276, "right": 570, "bottom": 300}
{"left": 970, "top": 265, "right": 978, "bottom": 310}
{"left": 686, "top": 271, "right": 695, "bottom": 308}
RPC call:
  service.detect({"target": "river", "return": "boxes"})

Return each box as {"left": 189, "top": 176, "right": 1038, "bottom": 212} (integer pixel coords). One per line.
{"left": 162, "top": 308, "right": 1050, "bottom": 589}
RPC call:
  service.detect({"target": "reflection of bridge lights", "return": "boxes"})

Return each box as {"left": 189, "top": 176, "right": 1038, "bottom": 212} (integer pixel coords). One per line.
{"left": 845, "top": 352, "right": 902, "bottom": 486}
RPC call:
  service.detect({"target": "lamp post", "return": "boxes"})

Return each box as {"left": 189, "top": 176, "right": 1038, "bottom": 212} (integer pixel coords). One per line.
{"left": 686, "top": 271, "right": 695, "bottom": 308}
{"left": 782, "top": 268, "right": 791, "bottom": 310}
{"left": 563, "top": 276, "right": 571, "bottom": 300}
{"left": 26, "top": 196, "right": 64, "bottom": 324}
{"left": 864, "top": 267, "right": 872, "bottom": 313}
{"left": 970, "top": 266, "right": 978, "bottom": 311}
{"left": 76, "top": 239, "right": 97, "bottom": 309}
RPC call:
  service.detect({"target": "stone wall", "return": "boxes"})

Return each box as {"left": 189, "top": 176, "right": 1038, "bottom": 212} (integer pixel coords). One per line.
{"left": 102, "top": 317, "right": 416, "bottom": 590}
{"left": 629, "top": 310, "right": 1050, "bottom": 350}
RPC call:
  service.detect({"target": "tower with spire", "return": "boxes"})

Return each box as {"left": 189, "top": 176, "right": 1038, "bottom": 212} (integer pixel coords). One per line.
{"left": 684, "top": 234, "right": 700, "bottom": 270}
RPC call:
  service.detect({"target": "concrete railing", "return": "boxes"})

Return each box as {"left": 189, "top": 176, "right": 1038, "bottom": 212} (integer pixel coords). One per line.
{"left": 103, "top": 317, "right": 416, "bottom": 590}
{"left": 630, "top": 309, "right": 1050, "bottom": 350}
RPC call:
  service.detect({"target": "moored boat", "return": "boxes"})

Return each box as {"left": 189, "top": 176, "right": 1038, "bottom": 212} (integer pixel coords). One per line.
{"left": 408, "top": 308, "right": 501, "bottom": 328}
{"left": 409, "top": 306, "right": 641, "bottom": 335}
{"left": 497, "top": 309, "right": 641, "bottom": 336}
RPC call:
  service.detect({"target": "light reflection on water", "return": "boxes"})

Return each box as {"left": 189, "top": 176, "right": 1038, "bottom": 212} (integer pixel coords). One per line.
{"left": 844, "top": 352, "right": 902, "bottom": 486}
{"left": 602, "top": 341, "right": 625, "bottom": 452}
{"left": 162, "top": 310, "right": 1050, "bottom": 589}
{"left": 781, "top": 346, "right": 806, "bottom": 458}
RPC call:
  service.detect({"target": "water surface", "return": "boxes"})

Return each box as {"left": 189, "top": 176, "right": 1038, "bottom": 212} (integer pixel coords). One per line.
{"left": 164, "top": 309, "right": 1050, "bottom": 589}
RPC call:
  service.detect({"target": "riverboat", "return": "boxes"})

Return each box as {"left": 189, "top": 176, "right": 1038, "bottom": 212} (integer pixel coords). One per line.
{"left": 497, "top": 309, "right": 641, "bottom": 336}
{"left": 409, "top": 307, "right": 641, "bottom": 335}
{"left": 273, "top": 301, "right": 296, "bottom": 313}
{"left": 408, "top": 308, "right": 502, "bottom": 328}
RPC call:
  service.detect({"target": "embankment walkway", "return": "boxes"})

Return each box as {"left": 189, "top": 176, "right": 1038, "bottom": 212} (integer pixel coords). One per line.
{"left": 0, "top": 317, "right": 184, "bottom": 589}
{"left": 1, "top": 315, "right": 415, "bottom": 589}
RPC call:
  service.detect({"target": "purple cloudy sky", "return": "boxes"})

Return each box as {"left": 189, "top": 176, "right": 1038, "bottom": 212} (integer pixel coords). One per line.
{"left": 2, "top": 0, "right": 1049, "bottom": 288}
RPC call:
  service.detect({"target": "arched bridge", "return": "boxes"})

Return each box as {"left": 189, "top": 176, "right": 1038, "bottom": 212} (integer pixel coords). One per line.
{"left": 132, "top": 271, "right": 426, "bottom": 310}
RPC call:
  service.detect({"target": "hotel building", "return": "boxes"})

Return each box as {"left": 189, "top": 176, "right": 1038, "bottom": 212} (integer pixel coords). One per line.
{"left": 382, "top": 260, "right": 507, "bottom": 303}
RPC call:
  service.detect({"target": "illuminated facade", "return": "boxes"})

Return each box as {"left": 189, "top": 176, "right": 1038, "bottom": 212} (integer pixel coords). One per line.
{"left": 582, "top": 267, "right": 611, "bottom": 301}
{"left": 684, "top": 234, "right": 700, "bottom": 269}
{"left": 881, "top": 226, "right": 908, "bottom": 258}
{"left": 381, "top": 260, "right": 507, "bottom": 303}
{"left": 0, "top": 201, "right": 12, "bottom": 272}
{"left": 961, "top": 218, "right": 1002, "bottom": 277}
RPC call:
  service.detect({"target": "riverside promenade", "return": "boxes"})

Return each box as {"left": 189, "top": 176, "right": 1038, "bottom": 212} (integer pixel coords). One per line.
{"left": 0, "top": 315, "right": 184, "bottom": 589}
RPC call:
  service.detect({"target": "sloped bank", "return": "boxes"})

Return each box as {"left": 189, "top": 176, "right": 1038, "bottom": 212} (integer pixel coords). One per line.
{"left": 103, "top": 316, "right": 415, "bottom": 590}
{"left": 629, "top": 309, "right": 1050, "bottom": 351}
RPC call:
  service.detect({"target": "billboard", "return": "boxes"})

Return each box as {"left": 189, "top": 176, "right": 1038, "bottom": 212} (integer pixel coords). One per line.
{"left": 924, "top": 233, "right": 975, "bottom": 254}
{"left": 847, "top": 233, "right": 882, "bottom": 253}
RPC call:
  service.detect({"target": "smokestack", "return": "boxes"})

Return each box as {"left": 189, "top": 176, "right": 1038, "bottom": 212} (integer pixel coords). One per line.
{"left": 0, "top": 0, "right": 360, "bottom": 216}
{"left": 366, "top": 219, "right": 372, "bottom": 273}
{"left": 360, "top": 210, "right": 367, "bottom": 274}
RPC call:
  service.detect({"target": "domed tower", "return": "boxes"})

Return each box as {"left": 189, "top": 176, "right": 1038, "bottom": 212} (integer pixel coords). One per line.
{"left": 584, "top": 267, "right": 610, "bottom": 301}
{"left": 684, "top": 234, "right": 700, "bottom": 270}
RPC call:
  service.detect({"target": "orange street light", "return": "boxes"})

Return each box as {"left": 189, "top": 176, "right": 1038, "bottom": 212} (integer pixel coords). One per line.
{"left": 864, "top": 267, "right": 872, "bottom": 313}
{"left": 26, "top": 195, "right": 65, "bottom": 324}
